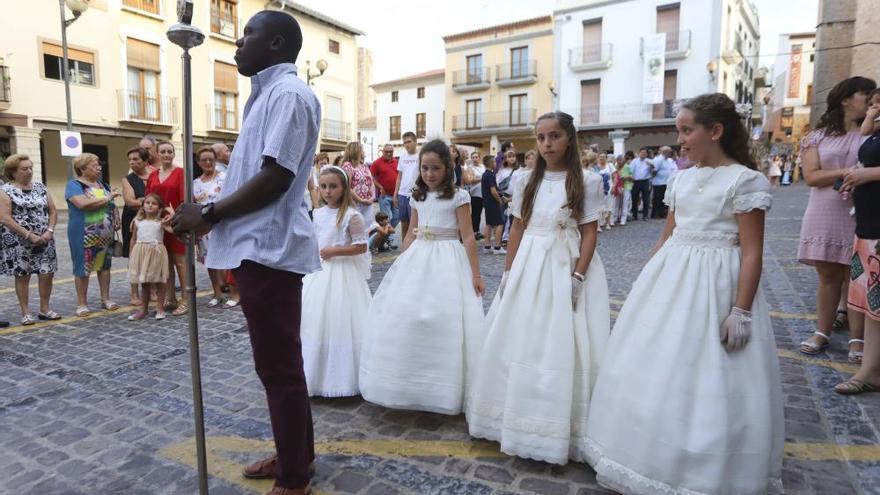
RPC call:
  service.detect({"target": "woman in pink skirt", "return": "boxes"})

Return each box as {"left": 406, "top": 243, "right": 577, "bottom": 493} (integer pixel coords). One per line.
{"left": 799, "top": 76, "right": 876, "bottom": 359}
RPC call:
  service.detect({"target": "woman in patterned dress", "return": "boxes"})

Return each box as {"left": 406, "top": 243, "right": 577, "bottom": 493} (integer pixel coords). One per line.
{"left": 65, "top": 153, "right": 122, "bottom": 317}
{"left": 798, "top": 77, "right": 877, "bottom": 359}
{"left": 0, "top": 154, "right": 61, "bottom": 325}
{"left": 341, "top": 141, "right": 375, "bottom": 236}
{"left": 193, "top": 146, "right": 230, "bottom": 308}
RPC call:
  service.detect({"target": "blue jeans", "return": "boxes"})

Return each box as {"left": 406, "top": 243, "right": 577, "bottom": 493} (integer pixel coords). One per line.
{"left": 378, "top": 195, "right": 400, "bottom": 227}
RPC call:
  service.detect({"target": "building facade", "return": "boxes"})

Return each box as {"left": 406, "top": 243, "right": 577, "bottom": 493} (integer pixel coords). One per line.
{"left": 443, "top": 16, "right": 555, "bottom": 155}
{"left": 372, "top": 69, "right": 445, "bottom": 154}
{"left": 553, "top": 0, "right": 759, "bottom": 154}
{"left": 0, "top": 0, "right": 361, "bottom": 207}
{"left": 765, "top": 32, "right": 816, "bottom": 147}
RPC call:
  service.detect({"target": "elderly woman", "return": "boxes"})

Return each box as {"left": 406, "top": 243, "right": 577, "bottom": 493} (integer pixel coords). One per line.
{"left": 0, "top": 154, "right": 60, "bottom": 325}
{"left": 121, "top": 146, "right": 152, "bottom": 306}
{"left": 193, "top": 146, "right": 234, "bottom": 308}
{"left": 146, "top": 140, "right": 187, "bottom": 316}
{"left": 65, "top": 153, "right": 121, "bottom": 316}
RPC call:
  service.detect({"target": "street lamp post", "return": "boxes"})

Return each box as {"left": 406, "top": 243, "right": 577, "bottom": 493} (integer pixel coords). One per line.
{"left": 167, "top": 2, "right": 208, "bottom": 494}
{"left": 59, "top": 0, "right": 89, "bottom": 179}
{"left": 306, "top": 59, "right": 328, "bottom": 85}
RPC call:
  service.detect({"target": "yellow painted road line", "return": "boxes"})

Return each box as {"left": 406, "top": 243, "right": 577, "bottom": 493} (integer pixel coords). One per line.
{"left": 160, "top": 436, "right": 880, "bottom": 495}
{"left": 0, "top": 268, "right": 129, "bottom": 294}
{"left": 0, "top": 289, "right": 215, "bottom": 336}
{"left": 777, "top": 349, "right": 860, "bottom": 374}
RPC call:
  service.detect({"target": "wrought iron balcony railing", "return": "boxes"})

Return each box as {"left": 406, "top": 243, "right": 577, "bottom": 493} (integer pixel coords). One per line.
{"left": 322, "top": 119, "right": 352, "bottom": 141}
{"left": 495, "top": 60, "right": 537, "bottom": 83}
{"left": 118, "top": 90, "right": 178, "bottom": 125}
{"left": 452, "top": 109, "right": 537, "bottom": 133}
{"left": 452, "top": 68, "right": 491, "bottom": 90}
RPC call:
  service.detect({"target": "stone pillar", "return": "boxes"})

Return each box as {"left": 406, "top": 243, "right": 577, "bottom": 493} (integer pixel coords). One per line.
{"left": 11, "top": 126, "right": 44, "bottom": 183}
{"left": 608, "top": 129, "right": 630, "bottom": 158}
{"left": 811, "top": 0, "right": 856, "bottom": 127}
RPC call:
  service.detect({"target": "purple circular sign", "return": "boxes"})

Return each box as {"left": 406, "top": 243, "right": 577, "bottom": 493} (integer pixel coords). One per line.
{"left": 65, "top": 136, "right": 79, "bottom": 148}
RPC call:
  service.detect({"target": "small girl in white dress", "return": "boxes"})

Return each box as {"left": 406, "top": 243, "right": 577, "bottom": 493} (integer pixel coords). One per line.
{"left": 359, "top": 139, "right": 486, "bottom": 415}
{"left": 467, "top": 111, "right": 610, "bottom": 465}
{"left": 584, "top": 93, "right": 783, "bottom": 495}
{"left": 301, "top": 166, "right": 372, "bottom": 398}
{"left": 127, "top": 194, "right": 170, "bottom": 321}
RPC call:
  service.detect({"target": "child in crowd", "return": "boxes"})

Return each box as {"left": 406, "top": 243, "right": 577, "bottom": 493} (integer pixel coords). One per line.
{"left": 360, "top": 139, "right": 486, "bottom": 415}
{"left": 127, "top": 194, "right": 170, "bottom": 321}
{"left": 861, "top": 88, "right": 880, "bottom": 136}
{"left": 584, "top": 93, "right": 783, "bottom": 494}
{"left": 301, "top": 166, "right": 372, "bottom": 398}
{"left": 497, "top": 150, "right": 517, "bottom": 244}
{"left": 481, "top": 155, "right": 506, "bottom": 254}
{"left": 467, "top": 111, "right": 610, "bottom": 465}
{"left": 368, "top": 212, "right": 395, "bottom": 253}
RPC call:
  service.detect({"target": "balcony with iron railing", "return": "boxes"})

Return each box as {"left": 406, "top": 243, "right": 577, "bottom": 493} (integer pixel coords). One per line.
{"left": 452, "top": 68, "right": 491, "bottom": 93}
{"left": 640, "top": 30, "right": 692, "bottom": 60}
{"left": 569, "top": 43, "right": 613, "bottom": 72}
{"left": 451, "top": 109, "right": 537, "bottom": 136}
{"left": 0, "top": 65, "right": 11, "bottom": 111}
{"left": 495, "top": 60, "right": 537, "bottom": 87}
{"left": 322, "top": 119, "right": 352, "bottom": 142}
{"left": 210, "top": 7, "right": 238, "bottom": 39}
{"left": 207, "top": 104, "right": 239, "bottom": 133}
{"left": 572, "top": 99, "right": 684, "bottom": 128}
{"left": 118, "top": 90, "right": 178, "bottom": 126}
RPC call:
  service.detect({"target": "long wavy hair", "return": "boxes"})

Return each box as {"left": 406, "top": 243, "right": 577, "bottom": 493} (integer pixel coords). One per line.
{"left": 318, "top": 166, "right": 354, "bottom": 227}
{"left": 816, "top": 76, "right": 876, "bottom": 137}
{"left": 680, "top": 93, "right": 758, "bottom": 170}
{"left": 412, "top": 139, "right": 456, "bottom": 201}
{"left": 341, "top": 141, "right": 364, "bottom": 165}
{"left": 520, "top": 112, "right": 584, "bottom": 225}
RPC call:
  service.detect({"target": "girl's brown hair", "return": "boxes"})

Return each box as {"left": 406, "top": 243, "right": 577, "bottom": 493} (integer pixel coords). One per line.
{"left": 680, "top": 93, "right": 758, "bottom": 170}
{"left": 318, "top": 166, "right": 354, "bottom": 227}
{"left": 412, "top": 139, "right": 456, "bottom": 201}
{"left": 136, "top": 193, "right": 165, "bottom": 221}
{"left": 449, "top": 144, "right": 465, "bottom": 167}
{"left": 520, "top": 112, "right": 585, "bottom": 225}
{"left": 815, "top": 76, "right": 876, "bottom": 136}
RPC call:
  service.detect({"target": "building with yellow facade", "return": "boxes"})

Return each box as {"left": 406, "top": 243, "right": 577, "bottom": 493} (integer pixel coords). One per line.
{"left": 0, "top": 0, "right": 362, "bottom": 207}
{"left": 442, "top": 16, "right": 554, "bottom": 156}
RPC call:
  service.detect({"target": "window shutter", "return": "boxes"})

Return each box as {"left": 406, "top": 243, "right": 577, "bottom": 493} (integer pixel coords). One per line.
{"left": 42, "top": 42, "right": 95, "bottom": 64}
{"left": 213, "top": 61, "right": 238, "bottom": 94}
{"left": 126, "top": 38, "right": 160, "bottom": 72}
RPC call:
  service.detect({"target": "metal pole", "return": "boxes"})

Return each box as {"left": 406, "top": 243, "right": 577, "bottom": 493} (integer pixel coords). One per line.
{"left": 181, "top": 46, "right": 209, "bottom": 495}
{"left": 59, "top": 0, "right": 74, "bottom": 179}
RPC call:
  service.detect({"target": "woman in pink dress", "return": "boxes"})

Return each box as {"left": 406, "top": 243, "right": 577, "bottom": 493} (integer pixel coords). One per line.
{"left": 340, "top": 141, "right": 375, "bottom": 235}
{"left": 799, "top": 76, "right": 876, "bottom": 358}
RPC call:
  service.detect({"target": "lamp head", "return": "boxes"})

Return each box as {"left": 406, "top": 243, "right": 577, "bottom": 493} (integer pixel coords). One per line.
{"left": 66, "top": 0, "right": 90, "bottom": 15}
{"left": 316, "top": 59, "right": 328, "bottom": 74}
{"left": 706, "top": 59, "right": 718, "bottom": 75}
{"left": 177, "top": 0, "right": 194, "bottom": 25}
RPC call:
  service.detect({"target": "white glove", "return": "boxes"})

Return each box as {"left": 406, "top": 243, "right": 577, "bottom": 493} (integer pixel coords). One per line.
{"left": 720, "top": 307, "right": 752, "bottom": 352}
{"left": 498, "top": 271, "right": 510, "bottom": 299}
{"left": 571, "top": 273, "right": 585, "bottom": 310}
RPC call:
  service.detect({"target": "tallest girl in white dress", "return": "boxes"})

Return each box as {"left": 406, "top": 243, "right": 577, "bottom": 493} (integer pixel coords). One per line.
{"left": 584, "top": 93, "right": 784, "bottom": 494}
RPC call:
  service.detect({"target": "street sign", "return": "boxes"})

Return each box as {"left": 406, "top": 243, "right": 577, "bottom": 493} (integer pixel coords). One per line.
{"left": 59, "top": 131, "right": 82, "bottom": 156}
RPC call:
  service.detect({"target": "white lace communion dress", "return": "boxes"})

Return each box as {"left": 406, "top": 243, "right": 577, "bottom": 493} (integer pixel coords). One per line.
{"left": 300, "top": 206, "right": 372, "bottom": 397}
{"left": 359, "top": 189, "right": 486, "bottom": 414}
{"left": 584, "top": 164, "right": 784, "bottom": 495}
{"left": 467, "top": 169, "right": 610, "bottom": 465}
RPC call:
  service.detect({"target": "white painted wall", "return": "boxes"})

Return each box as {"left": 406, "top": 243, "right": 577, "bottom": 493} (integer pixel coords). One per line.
{"left": 374, "top": 77, "right": 445, "bottom": 149}
{"left": 554, "top": 0, "right": 759, "bottom": 126}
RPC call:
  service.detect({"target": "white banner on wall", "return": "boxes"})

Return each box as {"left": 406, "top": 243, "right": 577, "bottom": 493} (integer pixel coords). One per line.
{"left": 642, "top": 32, "right": 667, "bottom": 104}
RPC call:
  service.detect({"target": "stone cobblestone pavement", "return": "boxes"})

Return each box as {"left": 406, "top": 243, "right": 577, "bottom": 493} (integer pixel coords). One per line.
{"left": 2, "top": 183, "right": 879, "bottom": 494}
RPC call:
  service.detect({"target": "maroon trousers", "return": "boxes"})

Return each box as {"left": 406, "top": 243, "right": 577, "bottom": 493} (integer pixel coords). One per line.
{"left": 234, "top": 260, "right": 314, "bottom": 489}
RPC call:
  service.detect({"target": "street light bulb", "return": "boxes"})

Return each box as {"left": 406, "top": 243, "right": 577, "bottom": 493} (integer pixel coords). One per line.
{"left": 706, "top": 60, "right": 717, "bottom": 75}
{"left": 316, "top": 59, "right": 328, "bottom": 73}
{"left": 66, "top": 0, "right": 90, "bottom": 14}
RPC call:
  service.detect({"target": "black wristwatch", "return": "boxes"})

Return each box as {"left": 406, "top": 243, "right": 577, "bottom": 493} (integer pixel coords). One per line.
{"left": 201, "top": 202, "right": 220, "bottom": 224}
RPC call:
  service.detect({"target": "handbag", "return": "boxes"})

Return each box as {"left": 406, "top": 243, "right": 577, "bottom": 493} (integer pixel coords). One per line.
{"left": 110, "top": 228, "right": 124, "bottom": 257}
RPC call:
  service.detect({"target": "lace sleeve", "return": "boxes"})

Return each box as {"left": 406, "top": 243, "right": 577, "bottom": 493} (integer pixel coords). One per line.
{"left": 733, "top": 170, "right": 773, "bottom": 214}
{"left": 662, "top": 172, "right": 679, "bottom": 209}
{"left": 579, "top": 171, "right": 604, "bottom": 224}
{"left": 799, "top": 130, "right": 825, "bottom": 150}
{"left": 454, "top": 188, "right": 471, "bottom": 208}
{"left": 509, "top": 171, "right": 530, "bottom": 219}
{"left": 346, "top": 211, "right": 368, "bottom": 245}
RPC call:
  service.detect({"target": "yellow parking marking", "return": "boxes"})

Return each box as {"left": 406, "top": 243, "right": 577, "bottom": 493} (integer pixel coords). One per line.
{"left": 160, "top": 435, "right": 880, "bottom": 494}
{"left": 0, "top": 268, "right": 129, "bottom": 294}
{"left": 777, "top": 349, "right": 860, "bottom": 374}
{"left": 0, "top": 289, "right": 215, "bottom": 336}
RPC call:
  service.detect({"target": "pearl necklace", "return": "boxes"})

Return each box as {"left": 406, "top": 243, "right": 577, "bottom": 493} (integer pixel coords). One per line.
{"left": 694, "top": 165, "right": 721, "bottom": 193}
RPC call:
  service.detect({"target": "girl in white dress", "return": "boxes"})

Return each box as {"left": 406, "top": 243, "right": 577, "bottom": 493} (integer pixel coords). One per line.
{"left": 467, "top": 111, "right": 610, "bottom": 465}
{"left": 584, "top": 93, "right": 783, "bottom": 495}
{"left": 127, "top": 194, "right": 170, "bottom": 321}
{"left": 301, "top": 166, "right": 372, "bottom": 398}
{"left": 359, "top": 139, "right": 486, "bottom": 415}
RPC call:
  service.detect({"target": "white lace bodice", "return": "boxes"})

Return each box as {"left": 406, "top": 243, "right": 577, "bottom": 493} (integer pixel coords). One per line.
{"left": 312, "top": 206, "right": 367, "bottom": 249}
{"left": 134, "top": 219, "right": 164, "bottom": 244}
{"left": 663, "top": 164, "right": 772, "bottom": 238}
{"left": 509, "top": 169, "right": 604, "bottom": 229}
{"left": 412, "top": 189, "right": 471, "bottom": 231}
